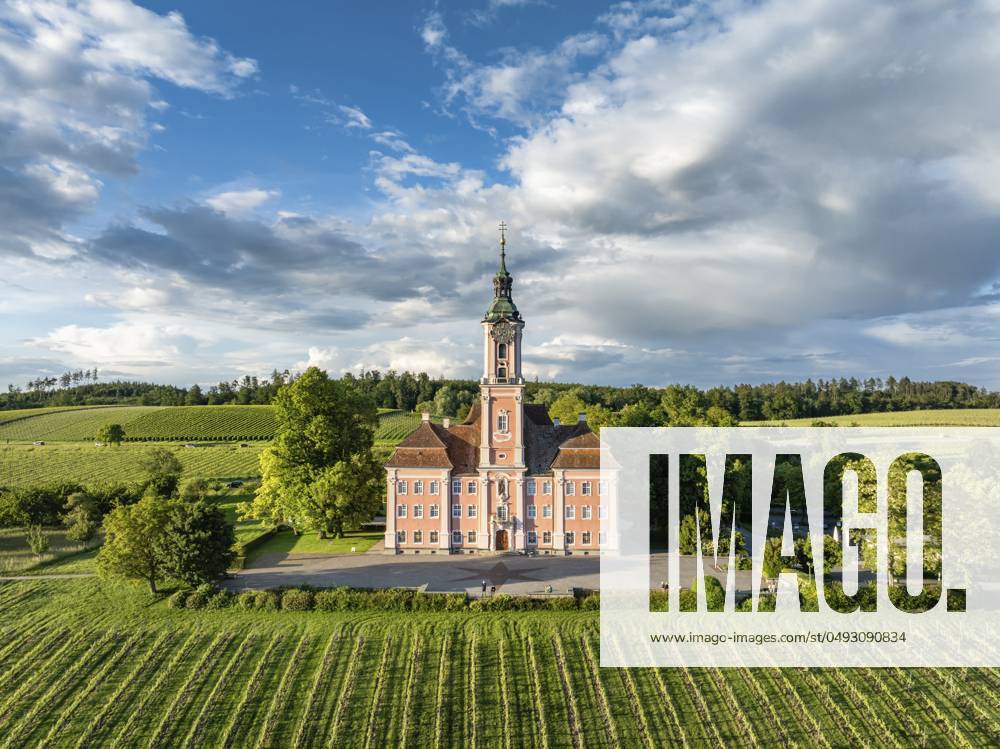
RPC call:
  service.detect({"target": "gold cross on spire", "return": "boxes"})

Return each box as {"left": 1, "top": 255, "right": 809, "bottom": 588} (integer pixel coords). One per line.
{"left": 498, "top": 220, "right": 507, "bottom": 250}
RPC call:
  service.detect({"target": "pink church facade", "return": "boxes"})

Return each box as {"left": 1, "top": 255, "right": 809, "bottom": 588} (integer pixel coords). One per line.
{"left": 384, "top": 235, "right": 604, "bottom": 555}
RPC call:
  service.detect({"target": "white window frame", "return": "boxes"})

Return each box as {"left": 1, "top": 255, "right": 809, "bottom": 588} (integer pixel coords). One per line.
{"left": 413, "top": 480, "right": 423, "bottom": 495}
{"left": 467, "top": 481, "right": 477, "bottom": 494}
{"left": 397, "top": 504, "right": 407, "bottom": 519}
{"left": 467, "top": 529, "right": 477, "bottom": 544}
{"left": 598, "top": 531, "right": 607, "bottom": 545}
{"left": 542, "top": 504, "right": 552, "bottom": 519}
{"left": 582, "top": 531, "right": 591, "bottom": 545}
{"left": 429, "top": 480, "right": 439, "bottom": 495}
{"left": 599, "top": 480, "right": 608, "bottom": 496}
{"left": 565, "top": 481, "right": 576, "bottom": 496}
{"left": 581, "top": 505, "right": 591, "bottom": 520}
{"left": 452, "top": 530, "right": 462, "bottom": 545}
{"left": 582, "top": 481, "right": 592, "bottom": 496}
{"left": 396, "top": 529, "right": 406, "bottom": 544}
{"left": 527, "top": 479, "right": 536, "bottom": 496}
{"left": 599, "top": 504, "right": 608, "bottom": 520}
{"left": 497, "top": 411, "right": 509, "bottom": 433}
{"left": 542, "top": 480, "right": 552, "bottom": 494}
{"left": 452, "top": 480, "right": 461, "bottom": 495}
{"left": 452, "top": 503, "right": 461, "bottom": 518}
{"left": 413, "top": 504, "right": 423, "bottom": 519}
{"left": 527, "top": 504, "right": 536, "bottom": 519}
{"left": 565, "top": 531, "right": 575, "bottom": 546}
{"left": 397, "top": 480, "right": 407, "bottom": 495}
{"left": 467, "top": 504, "right": 477, "bottom": 518}
{"left": 413, "top": 529, "right": 423, "bottom": 544}
{"left": 497, "top": 505, "right": 508, "bottom": 521}
{"left": 429, "top": 504, "right": 439, "bottom": 518}
{"left": 430, "top": 530, "right": 439, "bottom": 544}
{"left": 542, "top": 530, "right": 552, "bottom": 545}
{"left": 527, "top": 530, "right": 537, "bottom": 545}
{"left": 565, "top": 504, "right": 575, "bottom": 520}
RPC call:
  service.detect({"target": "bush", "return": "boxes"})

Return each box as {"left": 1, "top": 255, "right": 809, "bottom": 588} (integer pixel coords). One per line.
{"left": 166, "top": 589, "right": 189, "bottom": 609}
{"left": 236, "top": 591, "right": 257, "bottom": 610}
{"left": 580, "top": 593, "right": 600, "bottom": 610}
{"left": 185, "top": 590, "right": 208, "bottom": 609}
{"left": 254, "top": 590, "right": 279, "bottom": 611}
{"left": 545, "top": 596, "right": 578, "bottom": 611}
{"left": 649, "top": 589, "right": 669, "bottom": 611}
{"left": 281, "top": 588, "right": 313, "bottom": 611}
{"left": 205, "top": 590, "right": 232, "bottom": 609}
{"left": 314, "top": 587, "right": 351, "bottom": 612}
{"left": 443, "top": 593, "right": 467, "bottom": 611}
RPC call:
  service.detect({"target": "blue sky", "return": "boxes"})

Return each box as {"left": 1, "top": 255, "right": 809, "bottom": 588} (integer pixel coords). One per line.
{"left": 4, "top": 0, "right": 1000, "bottom": 389}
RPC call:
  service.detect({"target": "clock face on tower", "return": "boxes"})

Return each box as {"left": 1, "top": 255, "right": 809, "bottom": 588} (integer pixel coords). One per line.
{"left": 491, "top": 321, "right": 515, "bottom": 344}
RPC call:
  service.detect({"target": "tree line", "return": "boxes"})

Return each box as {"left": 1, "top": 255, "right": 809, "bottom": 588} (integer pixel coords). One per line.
{"left": 5, "top": 368, "right": 999, "bottom": 424}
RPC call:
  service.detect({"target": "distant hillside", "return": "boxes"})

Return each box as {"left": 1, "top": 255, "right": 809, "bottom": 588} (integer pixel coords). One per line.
{"left": 0, "top": 405, "right": 441, "bottom": 444}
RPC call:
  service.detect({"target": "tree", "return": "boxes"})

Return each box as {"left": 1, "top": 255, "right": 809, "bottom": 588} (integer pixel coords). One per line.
{"left": 139, "top": 447, "right": 183, "bottom": 497}
{"left": 97, "top": 492, "right": 172, "bottom": 593}
{"left": 762, "top": 537, "right": 784, "bottom": 579}
{"left": 186, "top": 384, "right": 205, "bottom": 405}
{"left": 154, "top": 500, "right": 236, "bottom": 586}
{"left": 63, "top": 492, "right": 100, "bottom": 545}
{"left": 179, "top": 477, "right": 210, "bottom": 503}
{"left": 26, "top": 525, "right": 49, "bottom": 558}
{"left": 96, "top": 423, "right": 126, "bottom": 446}
{"left": 433, "top": 385, "right": 461, "bottom": 417}
{"left": 549, "top": 393, "right": 588, "bottom": 425}
{"left": 240, "top": 367, "right": 382, "bottom": 538}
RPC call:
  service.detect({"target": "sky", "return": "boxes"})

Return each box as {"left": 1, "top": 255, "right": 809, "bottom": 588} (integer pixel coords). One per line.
{"left": 3, "top": 0, "right": 1000, "bottom": 390}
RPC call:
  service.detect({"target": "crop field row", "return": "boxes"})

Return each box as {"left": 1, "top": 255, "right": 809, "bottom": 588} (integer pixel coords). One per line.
{"left": 0, "top": 580, "right": 997, "bottom": 749}
{"left": 0, "top": 407, "right": 164, "bottom": 442}
{"left": 744, "top": 408, "right": 1000, "bottom": 427}
{"left": 0, "top": 443, "right": 264, "bottom": 488}
{"left": 375, "top": 411, "right": 443, "bottom": 444}
{"left": 0, "top": 407, "right": 123, "bottom": 426}
{"left": 0, "top": 406, "right": 277, "bottom": 443}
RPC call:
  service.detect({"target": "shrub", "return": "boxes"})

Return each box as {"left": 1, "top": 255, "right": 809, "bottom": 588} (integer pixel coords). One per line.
{"left": 281, "top": 588, "right": 313, "bottom": 611}
{"left": 185, "top": 590, "right": 208, "bottom": 609}
{"left": 205, "top": 590, "right": 232, "bottom": 609}
{"left": 443, "top": 593, "right": 467, "bottom": 611}
{"left": 167, "top": 589, "right": 189, "bottom": 609}
{"left": 254, "top": 590, "right": 279, "bottom": 611}
{"left": 26, "top": 524, "right": 50, "bottom": 557}
{"left": 236, "top": 591, "right": 257, "bottom": 610}
{"left": 545, "top": 596, "right": 578, "bottom": 611}
{"left": 314, "top": 587, "right": 351, "bottom": 612}
{"left": 649, "top": 589, "right": 669, "bottom": 611}
{"left": 580, "top": 593, "right": 600, "bottom": 610}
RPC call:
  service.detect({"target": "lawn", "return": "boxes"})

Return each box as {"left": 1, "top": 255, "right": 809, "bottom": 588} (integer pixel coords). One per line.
{"left": 0, "top": 527, "right": 97, "bottom": 575}
{"left": 246, "top": 528, "right": 382, "bottom": 563}
{"left": 0, "top": 577, "right": 996, "bottom": 748}
{"left": 0, "top": 442, "right": 264, "bottom": 488}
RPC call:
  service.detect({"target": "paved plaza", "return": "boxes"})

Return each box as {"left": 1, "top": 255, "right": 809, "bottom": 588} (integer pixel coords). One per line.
{"left": 226, "top": 550, "right": 757, "bottom": 596}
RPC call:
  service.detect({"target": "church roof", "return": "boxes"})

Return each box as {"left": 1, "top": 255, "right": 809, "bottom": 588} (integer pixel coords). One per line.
{"left": 385, "top": 402, "right": 600, "bottom": 474}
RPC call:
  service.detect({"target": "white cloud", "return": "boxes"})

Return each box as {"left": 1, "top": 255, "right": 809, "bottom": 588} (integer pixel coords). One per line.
{"left": 337, "top": 104, "right": 372, "bottom": 129}
{"left": 205, "top": 188, "right": 280, "bottom": 216}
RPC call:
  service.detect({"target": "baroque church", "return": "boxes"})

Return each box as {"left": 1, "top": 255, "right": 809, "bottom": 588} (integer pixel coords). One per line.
{"left": 384, "top": 229, "right": 605, "bottom": 554}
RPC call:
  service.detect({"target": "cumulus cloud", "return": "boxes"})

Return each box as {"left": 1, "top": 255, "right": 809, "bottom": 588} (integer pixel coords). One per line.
{"left": 205, "top": 188, "right": 280, "bottom": 216}
{"left": 0, "top": 0, "right": 256, "bottom": 260}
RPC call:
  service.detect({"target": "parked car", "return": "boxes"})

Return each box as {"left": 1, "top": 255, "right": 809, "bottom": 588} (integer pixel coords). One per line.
{"left": 227, "top": 480, "right": 244, "bottom": 489}
{"left": 33, "top": 441, "right": 45, "bottom": 446}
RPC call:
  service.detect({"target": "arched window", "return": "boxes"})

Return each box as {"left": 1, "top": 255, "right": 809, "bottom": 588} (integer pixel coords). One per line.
{"left": 498, "top": 410, "right": 509, "bottom": 433}
{"left": 497, "top": 343, "right": 507, "bottom": 360}
{"left": 497, "top": 366, "right": 507, "bottom": 381}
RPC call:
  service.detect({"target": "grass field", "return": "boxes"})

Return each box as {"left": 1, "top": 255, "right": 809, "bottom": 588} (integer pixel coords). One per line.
{"left": 0, "top": 407, "right": 164, "bottom": 442}
{"left": 745, "top": 408, "right": 1000, "bottom": 427}
{"left": 0, "top": 578, "right": 996, "bottom": 748}
{"left": 0, "top": 528, "right": 96, "bottom": 575}
{"left": 0, "top": 443, "right": 264, "bottom": 488}
{"left": 245, "top": 528, "right": 383, "bottom": 563}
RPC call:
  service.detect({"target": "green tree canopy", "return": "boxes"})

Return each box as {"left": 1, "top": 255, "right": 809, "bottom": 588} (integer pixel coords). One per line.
{"left": 240, "top": 367, "right": 382, "bottom": 538}
{"left": 97, "top": 492, "right": 172, "bottom": 593}
{"left": 139, "top": 447, "right": 183, "bottom": 497}
{"left": 155, "top": 500, "right": 235, "bottom": 586}
{"left": 96, "top": 423, "right": 126, "bottom": 445}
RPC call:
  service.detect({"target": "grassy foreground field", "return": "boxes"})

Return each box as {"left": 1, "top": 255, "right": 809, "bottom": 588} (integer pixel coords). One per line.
{"left": 745, "top": 408, "right": 1000, "bottom": 427}
{"left": 0, "top": 443, "right": 264, "bottom": 488}
{"left": 0, "top": 579, "right": 997, "bottom": 748}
